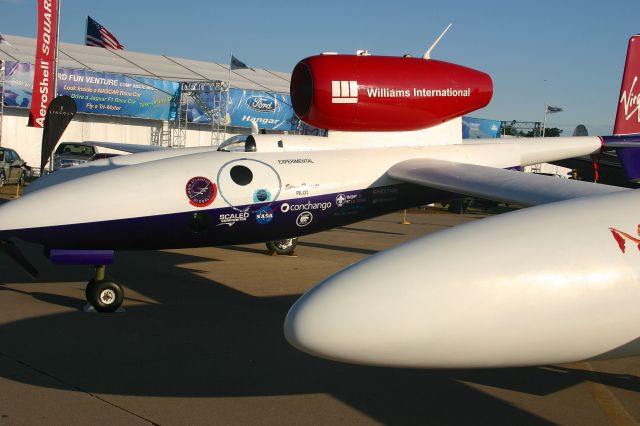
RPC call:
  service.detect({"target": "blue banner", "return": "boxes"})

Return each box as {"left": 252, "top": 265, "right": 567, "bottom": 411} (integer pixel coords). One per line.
{"left": 187, "top": 88, "right": 297, "bottom": 131}
{"left": 462, "top": 116, "right": 502, "bottom": 139}
{"left": 2, "top": 62, "right": 32, "bottom": 108}
{"left": 3, "top": 61, "right": 180, "bottom": 120}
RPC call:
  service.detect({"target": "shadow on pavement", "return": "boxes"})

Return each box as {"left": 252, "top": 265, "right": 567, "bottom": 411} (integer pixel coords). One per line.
{"left": 0, "top": 242, "right": 637, "bottom": 424}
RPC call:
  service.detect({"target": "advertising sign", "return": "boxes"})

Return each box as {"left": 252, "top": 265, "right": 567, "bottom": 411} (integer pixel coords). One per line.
{"left": 56, "top": 69, "right": 179, "bottom": 120}
{"left": 4, "top": 61, "right": 180, "bottom": 121}
{"left": 29, "top": 0, "right": 58, "bottom": 127}
{"left": 40, "top": 95, "right": 77, "bottom": 171}
{"left": 187, "top": 88, "right": 297, "bottom": 131}
{"left": 462, "top": 116, "right": 502, "bottom": 139}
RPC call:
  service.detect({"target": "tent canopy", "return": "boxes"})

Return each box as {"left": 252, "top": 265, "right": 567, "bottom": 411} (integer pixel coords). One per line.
{"left": 0, "top": 34, "right": 291, "bottom": 93}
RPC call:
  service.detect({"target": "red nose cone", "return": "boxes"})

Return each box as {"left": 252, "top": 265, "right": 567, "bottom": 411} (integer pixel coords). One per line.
{"left": 291, "top": 55, "right": 493, "bottom": 132}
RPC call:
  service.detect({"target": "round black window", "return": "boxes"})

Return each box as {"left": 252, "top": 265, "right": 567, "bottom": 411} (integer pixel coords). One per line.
{"left": 230, "top": 165, "right": 253, "bottom": 186}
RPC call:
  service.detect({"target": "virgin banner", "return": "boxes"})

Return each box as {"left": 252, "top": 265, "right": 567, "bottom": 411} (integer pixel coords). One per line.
{"left": 28, "top": 0, "right": 58, "bottom": 128}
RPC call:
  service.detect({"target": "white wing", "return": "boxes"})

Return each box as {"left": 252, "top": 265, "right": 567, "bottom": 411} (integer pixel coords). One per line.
{"left": 388, "top": 158, "right": 628, "bottom": 206}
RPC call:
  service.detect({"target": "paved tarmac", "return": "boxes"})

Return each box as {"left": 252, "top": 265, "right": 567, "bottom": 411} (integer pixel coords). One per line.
{"left": 0, "top": 201, "right": 638, "bottom": 425}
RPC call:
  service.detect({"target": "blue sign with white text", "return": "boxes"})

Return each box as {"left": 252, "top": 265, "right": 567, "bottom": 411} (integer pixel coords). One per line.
{"left": 2, "top": 61, "right": 180, "bottom": 120}
{"left": 462, "top": 116, "right": 502, "bottom": 139}
{"left": 186, "top": 88, "right": 297, "bottom": 131}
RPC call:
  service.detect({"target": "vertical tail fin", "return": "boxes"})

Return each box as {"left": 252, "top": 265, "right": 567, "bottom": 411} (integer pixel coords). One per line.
{"left": 614, "top": 35, "right": 640, "bottom": 135}
{"left": 613, "top": 35, "right": 640, "bottom": 182}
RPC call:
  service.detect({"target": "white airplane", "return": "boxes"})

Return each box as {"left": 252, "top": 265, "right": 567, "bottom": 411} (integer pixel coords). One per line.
{"left": 284, "top": 35, "right": 640, "bottom": 368}
{"left": 0, "top": 30, "right": 636, "bottom": 347}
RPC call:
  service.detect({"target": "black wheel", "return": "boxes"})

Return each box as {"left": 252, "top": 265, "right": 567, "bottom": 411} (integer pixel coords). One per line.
{"left": 0, "top": 172, "right": 5, "bottom": 188}
{"left": 266, "top": 238, "right": 298, "bottom": 255}
{"left": 86, "top": 279, "right": 124, "bottom": 312}
{"left": 447, "top": 198, "right": 472, "bottom": 214}
{"left": 18, "top": 172, "right": 25, "bottom": 187}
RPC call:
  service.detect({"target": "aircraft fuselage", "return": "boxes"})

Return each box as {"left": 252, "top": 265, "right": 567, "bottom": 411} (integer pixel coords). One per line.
{"left": 0, "top": 148, "right": 448, "bottom": 250}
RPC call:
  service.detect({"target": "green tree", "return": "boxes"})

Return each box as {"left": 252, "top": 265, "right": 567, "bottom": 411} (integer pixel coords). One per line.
{"left": 522, "top": 128, "right": 563, "bottom": 137}
{"left": 542, "top": 127, "right": 563, "bottom": 137}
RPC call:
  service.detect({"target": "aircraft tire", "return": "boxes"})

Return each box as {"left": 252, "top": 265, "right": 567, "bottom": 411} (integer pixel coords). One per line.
{"left": 266, "top": 238, "right": 298, "bottom": 255}
{"left": 86, "top": 279, "right": 124, "bottom": 312}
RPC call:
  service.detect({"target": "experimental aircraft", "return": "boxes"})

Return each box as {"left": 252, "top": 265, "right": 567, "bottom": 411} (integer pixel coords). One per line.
{"left": 0, "top": 34, "right": 639, "bottom": 370}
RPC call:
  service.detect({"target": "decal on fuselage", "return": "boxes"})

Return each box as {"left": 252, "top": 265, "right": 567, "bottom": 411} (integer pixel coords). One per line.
{"left": 280, "top": 201, "right": 332, "bottom": 213}
{"left": 336, "top": 193, "right": 366, "bottom": 207}
{"left": 217, "top": 212, "right": 250, "bottom": 227}
{"left": 255, "top": 206, "right": 275, "bottom": 224}
{"left": 277, "top": 158, "right": 314, "bottom": 165}
{"left": 253, "top": 188, "right": 272, "bottom": 203}
{"left": 609, "top": 225, "right": 640, "bottom": 253}
{"left": 285, "top": 182, "right": 320, "bottom": 197}
{"left": 296, "top": 211, "right": 313, "bottom": 227}
{"left": 185, "top": 176, "right": 217, "bottom": 207}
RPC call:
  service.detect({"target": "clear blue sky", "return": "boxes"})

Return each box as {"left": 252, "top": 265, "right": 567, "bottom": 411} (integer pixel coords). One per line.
{"left": 1, "top": 0, "right": 639, "bottom": 136}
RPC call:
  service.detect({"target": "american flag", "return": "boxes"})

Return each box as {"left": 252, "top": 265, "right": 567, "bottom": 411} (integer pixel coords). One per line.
{"left": 85, "top": 16, "right": 124, "bottom": 50}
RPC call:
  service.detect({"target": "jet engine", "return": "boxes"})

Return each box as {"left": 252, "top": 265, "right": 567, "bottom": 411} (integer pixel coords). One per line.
{"left": 290, "top": 54, "right": 493, "bottom": 132}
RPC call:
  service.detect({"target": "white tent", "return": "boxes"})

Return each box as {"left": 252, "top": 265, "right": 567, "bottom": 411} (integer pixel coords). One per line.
{"left": 0, "top": 34, "right": 291, "bottom": 93}
{"left": 0, "top": 34, "right": 293, "bottom": 167}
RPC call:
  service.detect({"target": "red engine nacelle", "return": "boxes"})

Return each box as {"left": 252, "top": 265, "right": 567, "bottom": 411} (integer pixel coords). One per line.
{"left": 290, "top": 54, "right": 493, "bottom": 132}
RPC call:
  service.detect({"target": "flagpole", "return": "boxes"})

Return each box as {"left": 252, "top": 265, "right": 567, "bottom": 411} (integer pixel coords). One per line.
{"left": 53, "top": 0, "right": 61, "bottom": 98}
{"left": 47, "top": 0, "right": 62, "bottom": 173}
{"left": 228, "top": 52, "right": 232, "bottom": 85}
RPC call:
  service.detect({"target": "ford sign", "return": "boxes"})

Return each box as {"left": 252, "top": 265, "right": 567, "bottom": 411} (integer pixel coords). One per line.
{"left": 246, "top": 96, "right": 277, "bottom": 113}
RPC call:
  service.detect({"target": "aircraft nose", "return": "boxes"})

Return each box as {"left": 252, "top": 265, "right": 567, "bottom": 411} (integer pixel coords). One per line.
{"left": 284, "top": 272, "right": 374, "bottom": 365}
{"left": 282, "top": 220, "right": 500, "bottom": 368}
{"left": 283, "top": 250, "right": 437, "bottom": 368}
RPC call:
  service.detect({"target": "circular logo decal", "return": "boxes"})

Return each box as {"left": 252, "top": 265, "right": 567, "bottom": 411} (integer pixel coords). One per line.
{"left": 256, "top": 206, "right": 275, "bottom": 224}
{"left": 336, "top": 193, "right": 346, "bottom": 207}
{"left": 296, "top": 211, "right": 313, "bottom": 227}
{"left": 186, "top": 176, "right": 217, "bottom": 207}
{"left": 253, "top": 188, "right": 272, "bottom": 203}
{"left": 281, "top": 203, "right": 290, "bottom": 213}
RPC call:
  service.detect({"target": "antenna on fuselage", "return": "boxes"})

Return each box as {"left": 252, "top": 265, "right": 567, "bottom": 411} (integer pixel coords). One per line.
{"left": 423, "top": 23, "right": 452, "bottom": 59}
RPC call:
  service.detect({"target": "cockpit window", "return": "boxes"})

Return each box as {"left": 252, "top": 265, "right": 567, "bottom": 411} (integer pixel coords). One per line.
{"left": 217, "top": 135, "right": 249, "bottom": 152}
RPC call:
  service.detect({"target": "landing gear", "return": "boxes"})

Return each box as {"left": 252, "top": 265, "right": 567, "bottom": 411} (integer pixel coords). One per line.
{"left": 266, "top": 238, "right": 298, "bottom": 256}
{"left": 84, "top": 265, "right": 124, "bottom": 312}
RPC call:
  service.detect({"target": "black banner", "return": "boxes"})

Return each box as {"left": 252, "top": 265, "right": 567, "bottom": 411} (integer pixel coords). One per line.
{"left": 40, "top": 95, "right": 77, "bottom": 172}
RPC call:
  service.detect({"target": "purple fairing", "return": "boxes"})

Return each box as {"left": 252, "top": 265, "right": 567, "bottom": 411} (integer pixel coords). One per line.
{"left": 617, "top": 148, "right": 640, "bottom": 182}
{"left": 601, "top": 135, "right": 640, "bottom": 182}
{"left": 48, "top": 249, "right": 114, "bottom": 265}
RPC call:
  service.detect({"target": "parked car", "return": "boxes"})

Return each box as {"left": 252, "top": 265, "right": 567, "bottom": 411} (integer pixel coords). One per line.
{"left": 0, "top": 147, "right": 28, "bottom": 187}
{"left": 90, "top": 152, "right": 121, "bottom": 161}
{"left": 53, "top": 142, "right": 97, "bottom": 171}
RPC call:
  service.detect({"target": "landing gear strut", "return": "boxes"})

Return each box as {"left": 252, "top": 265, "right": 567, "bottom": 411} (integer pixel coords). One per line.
{"left": 84, "top": 265, "right": 124, "bottom": 312}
